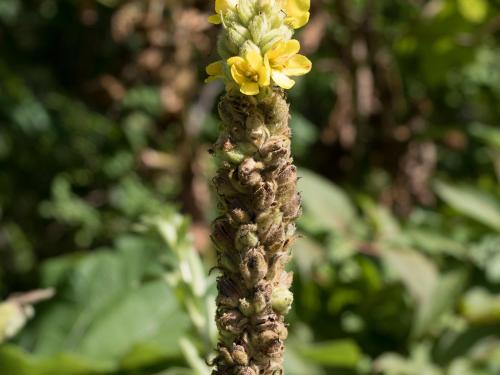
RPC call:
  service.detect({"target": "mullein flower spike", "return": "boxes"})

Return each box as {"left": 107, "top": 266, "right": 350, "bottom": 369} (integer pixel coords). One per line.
{"left": 206, "top": 0, "right": 311, "bottom": 96}
{"left": 207, "top": 1, "right": 311, "bottom": 374}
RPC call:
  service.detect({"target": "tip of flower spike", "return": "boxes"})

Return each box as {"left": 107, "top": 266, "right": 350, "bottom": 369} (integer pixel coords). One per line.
{"left": 205, "top": 0, "right": 312, "bottom": 95}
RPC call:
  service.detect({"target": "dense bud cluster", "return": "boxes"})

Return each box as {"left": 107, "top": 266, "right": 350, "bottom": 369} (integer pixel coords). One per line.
{"left": 207, "top": 1, "right": 311, "bottom": 373}
{"left": 211, "top": 90, "right": 300, "bottom": 374}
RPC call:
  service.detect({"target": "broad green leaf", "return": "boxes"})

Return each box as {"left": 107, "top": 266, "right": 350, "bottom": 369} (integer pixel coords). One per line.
{"left": 77, "top": 281, "right": 187, "bottom": 362}
{"left": 298, "top": 169, "right": 358, "bottom": 234}
{"left": 16, "top": 239, "right": 188, "bottom": 369}
{"left": 434, "top": 180, "right": 500, "bottom": 231}
{"left": 413, "top": 270, "right": 467, "bottom": 338}
{"left": 405, "top": 228, "right": 466, "bottom": 258}
{"left": 0, "top": 345, "right": 110, "bottom": 375}
{"left": 381, "top": 248, "right": 438, "bottom": 304}
{"left": 297, "top": 339, "right": 361, "bottom": 368}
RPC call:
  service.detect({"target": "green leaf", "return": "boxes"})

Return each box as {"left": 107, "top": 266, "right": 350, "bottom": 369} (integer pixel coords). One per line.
{"left": 434, "top": 180, "right": 500, "bottom": 231}
{"left": 381, "top": 247, "right": 438, "bottom": 304}
{"left": 16, "top": 239, "right": 189, "bottom": 370}
{"left": 298, "top": 169, "right": 358, "bottom": 234}
{"left": 413, "top": 270, "right": 467, "bottom": 338}
{"left": 297, "top": 339, "right": 361, "bottom": 368}
{"left": 405, "top": 228, "right": 466, "bottom": 258}
{"left": 0, "top": 345, "right": 110, "bottom": 375}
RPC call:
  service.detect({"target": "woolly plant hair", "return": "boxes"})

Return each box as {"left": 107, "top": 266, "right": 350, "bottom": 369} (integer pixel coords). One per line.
{"left": 206, "top": 1, "right": 311, "bottom": 374}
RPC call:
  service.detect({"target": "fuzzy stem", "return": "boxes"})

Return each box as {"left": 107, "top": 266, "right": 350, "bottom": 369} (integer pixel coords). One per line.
{"left": 211, "top": 88, "right": 300, "bottom": 375}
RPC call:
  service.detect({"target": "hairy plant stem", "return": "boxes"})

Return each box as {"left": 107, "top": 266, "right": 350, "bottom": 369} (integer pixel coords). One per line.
{"left": 211, "top": 88, "right": 300, "bottom": 375}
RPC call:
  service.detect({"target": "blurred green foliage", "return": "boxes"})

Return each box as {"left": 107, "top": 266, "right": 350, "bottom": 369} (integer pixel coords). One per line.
{"left": 1, "top": 0, "right": 500, "bottom": 374}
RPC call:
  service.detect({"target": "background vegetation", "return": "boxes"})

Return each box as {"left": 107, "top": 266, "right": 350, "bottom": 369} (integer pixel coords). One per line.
{"left": 1, "top": 0, "right": 500, "bottom": 374}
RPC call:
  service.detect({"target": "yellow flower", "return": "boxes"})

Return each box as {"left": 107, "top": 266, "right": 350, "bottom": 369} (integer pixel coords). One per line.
{"left": 205, "top": 61, "right": 225, "bottom": 83}
{"left": 208, "top": 0, "right": 237, "bottom": 25}
{"left": 227, "top": 51, "right": 270, "bottom": 96}
{"left": 279, "top": 0, "right": 310, "bottom": 29}
{"left": 265, "top": 39, "right": 311, "bottom": 89}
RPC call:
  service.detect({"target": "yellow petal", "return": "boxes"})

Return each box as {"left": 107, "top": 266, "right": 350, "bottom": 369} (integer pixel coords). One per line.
{"left": 284, "top": 0, "right": 310, "bottom": 17}
{"left": 283, "top": 54, "right": 311, "bottom": 76}
{"left": 227, "top": 56, "right": 245, "bottom": 66}
{"left": 258, "top": 65, "right": 270, "bottom": 86}
{"left": 272, "top": 71, "right": 295, "bottom": 89}
{"left": 285, "top": 12, "right": 310, "bottom": 29}
{"left": 245, "top": 51, "right": 263, "bottom": 72}
{"left": 208, "top": 14, "right": 222, "bottom": 24}
{"left": 230, "top": 64, "right": 247, "bottom": 85}
{"left": 282, "top": 39, "right": 301, "bottom": 56}
{"left": 216, "top": 0, "right": 237, "bottom": 13}
{"left": 206, "top": 61, "right": 224, "bottom": 76}
{"left": 265, "top": 41, "right": 286, "bottom": 61}
{"left": 241, "top": 82, "right": 260, "bottom": 95}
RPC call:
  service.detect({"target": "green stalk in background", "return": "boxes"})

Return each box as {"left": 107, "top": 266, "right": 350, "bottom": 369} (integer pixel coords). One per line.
{"left": 205, "top": 1, "right": 311, "bottom": 373}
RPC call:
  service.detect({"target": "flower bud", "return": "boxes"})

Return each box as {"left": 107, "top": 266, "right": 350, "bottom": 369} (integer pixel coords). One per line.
{"left": 241, "top": 248, "right": 268, "bottom": 286}
{"left": 217, "top": 277, "right": 243, "bottom": 308}
{"left": 218, "top": 346, "right": 234, "bottom": 365}
{"left": 259, "top": 136, "right": 291, "bottom": 165}
{"left": 237, "top": 0, "right": 255, "bottom": 25}
{"left": 228, "top": 206, "right": 251, "bottom": 224}
{"left": 235, "top": 224, "right": 259, "bottom": 251}
{"left": 253, "top": 181, "right": 276, "bottom": 211}
{"left": 232, "top": 345, "right": 249, "bottom": 366}
{"left": 217, "top": 35, "right": 236, "bottom": 59}
{"left": 217, "top": 309, "right": 246, "bottom": 336}
{"left": 212, "top": 217, "right": 235, "bottom": 251}
{"left": 253, "top": 291, "right": 267, "bottom": 314}
{"left": 239, "top": 40, "right": 261, "bottom": 57}
{"left": 271, "top": 287, "right": 293, "bottom": 315}
{"left": 249, "top": 14, "right": 269, "bottom": 44}
{"left": 227, "top": 23, "right": 251, "bottom": 50}
{"left": 239, "top": 298, "right": 254, "bottom": 316}
{"left": 281, "top": 193, "right": 301, "bottom": 221}
{"left": 238, "top": 158, "right": 262, "bottom": 186}
{"left": 260, "top": 26, "right": 293, "bottom": 52}
{"left": 253, "top": 330, "right": 281, "bottom": 355}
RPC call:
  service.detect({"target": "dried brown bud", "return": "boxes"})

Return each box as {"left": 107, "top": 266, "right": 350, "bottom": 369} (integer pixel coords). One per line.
{"left": 217, "top": 277, "right": 243, "bottom": 308}
{"left": 232, "top": 345, "right": 249, "bottom": 366}
{"left": 240, "top": 248, "right": 268, "bottom": 286}
{"left": 217, "top": 309, "right": 247, "bottom": 336}
{"left": 212, "top": 217, "right": 235, "bottom": 251}
{"left": 235, "top": 224, "right": 259, "bottom": 251}
{"left": 259, "top": 136, "right": 291, "bottom": 165}
{"left": 253, "top": 181, "right": 276, "bottom": 211}
{"left": 238, "top": 158, "right": 262, "bottom": 186}
{"left": 212, "top": 90, "right": 300, "bottom": 375}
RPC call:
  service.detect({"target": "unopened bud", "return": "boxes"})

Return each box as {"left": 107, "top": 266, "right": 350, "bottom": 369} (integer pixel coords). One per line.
{"left": 237, "top": 0, "right": 255, "bottom": 25}
{"left": 239, "top": 298, "right": 254, "bottom": 316}
{"left": 235, "top": 224, "right": 259, "bottom": 251}
{"left": 260, "top": 26, "right": 293, "bottom": 52}
{"left": 249, "top": 14, "right": 269, "bottom": 44}
{"left": 227, "top": 23, "right": 251, "bottom": 50}
{"left": 240, "top": 40, "right": 261, "bottom": 57}
{"left": 271, "top": 287, "right": 293, "bottom": 315}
